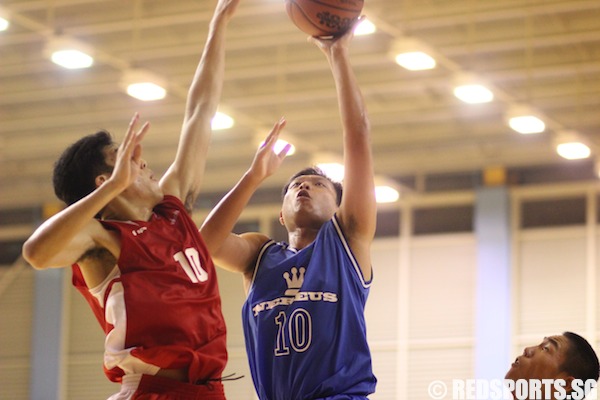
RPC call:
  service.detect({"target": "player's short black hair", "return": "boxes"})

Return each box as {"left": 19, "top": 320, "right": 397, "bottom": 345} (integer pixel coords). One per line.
{"left": 282, "top": 166, "right": 343, "bottom": 206}
{"left": 53, "top": 130, "right": 114, "bottom": 206}
{"left": 561, "top": 331, "right": 599, "bottom": 395}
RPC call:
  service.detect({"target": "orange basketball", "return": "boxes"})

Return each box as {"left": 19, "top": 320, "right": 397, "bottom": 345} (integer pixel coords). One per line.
{"left": 285, "top": 0, "right": 364, "bottom": 37}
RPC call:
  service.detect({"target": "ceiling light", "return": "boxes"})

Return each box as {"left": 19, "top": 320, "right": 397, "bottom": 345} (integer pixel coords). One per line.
{"left": 454, "top": 83, "right": 494, "bottom": 104}
{"left": 0, "top": 7, "right": 8, "bottom": 31}
{"left": 259, "top": 138, "right": 296, "bottom": 156}
{"left": 120, "top": 69, "right": 167, "bottom": 101}
{"left": 313, "top": 152, "right": 344, "bottom": 182}
{"left": 45, "top": 36, "right": 94, "bottom": 69}
{"left": 453, "top": 74, "right": 494, "bottom": 104}
{"left": 0, "top": 8, "right": 8, "bottom": 31}
{"left": 211, "top": 112, "right": 234, "bottom": 130}
{"left": 556, "top": 142, "right": 591, "bottom": 160}
{"left": 375, "top": 185, "right": 399, "bottom": 203}
{"left": 374, "top": 176, "right": 400, "bottom": 203}
{"left": 506, "top": 105, "right": 545, "bottom": 134}
{"left": 316, "top": 162, "right": 345, "bottom": 183}
{"left": 395, "top": 52, "right": 436, "bottom": 71}
{"left": 554, "top": 131, "right": 591, "bottom": 160}
{"left": 391, "top": 38, "right": 436, "bottom": 71}
{"left": 453, "top": 84, "right": 494, "bottom": 104}
{"left": 354, "top": 18, "right": 376, "bottom": 36}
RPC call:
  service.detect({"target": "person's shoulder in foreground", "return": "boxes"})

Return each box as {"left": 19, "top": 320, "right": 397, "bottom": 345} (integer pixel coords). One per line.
{"left": 506, "top": 331, "right": 599, "bottom": 400}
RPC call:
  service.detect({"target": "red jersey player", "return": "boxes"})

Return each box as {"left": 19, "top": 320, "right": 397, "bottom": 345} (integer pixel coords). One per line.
{"left": 21, "top": 0, "right": 263, "bottom": 398}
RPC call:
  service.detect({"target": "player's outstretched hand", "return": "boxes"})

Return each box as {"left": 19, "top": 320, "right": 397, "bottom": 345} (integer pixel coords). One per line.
{"left": 247, "top": 117, "right": 290, "bottom": 182}
{"left": 109, "top": 113, "right": 150, "bottom": 192}
{"left": 308, "top": 15, "right": 364, "bottom": 54}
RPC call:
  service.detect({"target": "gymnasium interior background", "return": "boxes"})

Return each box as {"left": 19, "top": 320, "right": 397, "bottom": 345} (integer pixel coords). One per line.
{"left": 1, "top": 0, "right": 600, "bottom": 399}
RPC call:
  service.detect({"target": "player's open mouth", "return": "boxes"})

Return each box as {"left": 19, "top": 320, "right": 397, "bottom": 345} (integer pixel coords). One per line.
{"left": 297, "top": 190, "right": 310, "bottom": 199}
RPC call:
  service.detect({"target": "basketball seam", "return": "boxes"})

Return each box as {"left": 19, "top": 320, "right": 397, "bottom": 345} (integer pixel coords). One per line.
{"left": 302, "top": 0, "right": 362, "bottom": 13}
{"left": 289, "top": 0, "right": 331, "bottom": 36}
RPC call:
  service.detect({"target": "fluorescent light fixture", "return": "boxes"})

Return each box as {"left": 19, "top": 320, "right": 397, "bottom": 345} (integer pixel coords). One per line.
{"left": 0, "top": 7, "right": 9, "bottom": 32}
{"left": 391, "top": 38, "right": 436, "bottom": 71}
{"left": 313, "top": 152, "right": 344, "bottom": 182}
{"left": 211, "top": 111, "right": 234, "bottom": 130}
{"left": 316, "top": 162, "right": 345, "bottom": 183}
{"left": 120, "top": 69, "right": 167, "bottom": 101}
{"left": 508, "top": 116, "right": 545, "bottom": 134}
{"left": 395, "top": 52, "right": 436, "bottom": 71}
{"left": 453, "top": 84, "right": 494, "bottom": 104}
{"left": 375, "top": 185, "right": 399, "bottom": 203}
{"left": 506, "top": 105, "right": 545, "bottom": 134}
{"left": 259, "top": 138, "right": 296, "bottom": 156}
{"left": 354, "top": 18, "right": 376, "bottom": 36}
{"left": 0, "top": 17, "right": 8, "bottom": 32}
{"left": 46, "top": 36, "right": 94, "bottom": 69}
{"left": 556, "top": 142, "right": 591, "bottom": 160}
{"left": 374, "top": 176, "right": 400, "bottom": 203}
{"left": 452, "top": 73, "right": 494, "bottom": 104}
{"left": 554, "top": 131, "right": 591, "bottom": 160}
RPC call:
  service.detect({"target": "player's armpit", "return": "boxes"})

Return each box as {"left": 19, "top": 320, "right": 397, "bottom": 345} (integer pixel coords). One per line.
{"left": 212, "top": 232, "right": 269, "bottom": 275}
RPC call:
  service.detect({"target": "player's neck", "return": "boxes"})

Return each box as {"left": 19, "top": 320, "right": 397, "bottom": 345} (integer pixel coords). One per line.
{"left": 287, "top": 228, "right": 319, "bottom": 251}
{"left": 101, "top": 196, "right": 156, "bottom": 222}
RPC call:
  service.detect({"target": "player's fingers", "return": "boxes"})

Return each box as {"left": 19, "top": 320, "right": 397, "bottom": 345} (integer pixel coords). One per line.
{"left": 120, "top": 113, "right": 140, "bottom": 153}
{"left": 277, "top": 143, "right": 292, "bottom": 158}
{"left": 132, "top": 144, "right": 143, "bottom": 164}
{"left": 263, "top": 117, "right": 286, "bottom": 146}
{"left": 135, "top": 121, "right": 151, "bottom": 143}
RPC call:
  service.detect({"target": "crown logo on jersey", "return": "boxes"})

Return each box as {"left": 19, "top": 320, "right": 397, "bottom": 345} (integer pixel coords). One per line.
{"left": 283, "top": 267, "right": 305, "bottom": 296}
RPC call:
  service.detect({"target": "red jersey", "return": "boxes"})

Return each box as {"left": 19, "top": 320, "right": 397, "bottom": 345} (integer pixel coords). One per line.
{"left": 72, "top": 195, "right": 227, "bottom": 383}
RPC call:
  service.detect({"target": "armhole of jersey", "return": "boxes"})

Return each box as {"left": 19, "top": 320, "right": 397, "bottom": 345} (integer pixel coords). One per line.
{"left": 332, "top": 215, "right": 372, "bottom": 289}
{"left": 247, "top": 239, "right": 276, "bottom": 296}
{"left": 88, "top": 265, "right": 120, "bottom": 308}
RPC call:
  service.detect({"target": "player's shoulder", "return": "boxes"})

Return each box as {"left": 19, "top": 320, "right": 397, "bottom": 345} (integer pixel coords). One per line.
{"left": 240, "top": 231, "right": 271, "bottom": 251}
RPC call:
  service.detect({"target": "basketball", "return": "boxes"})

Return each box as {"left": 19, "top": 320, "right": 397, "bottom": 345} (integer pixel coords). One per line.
{"left": 285, "top": 0, "right": 364, "bottom": 38}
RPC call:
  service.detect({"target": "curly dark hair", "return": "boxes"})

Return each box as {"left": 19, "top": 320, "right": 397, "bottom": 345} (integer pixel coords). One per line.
{"left": 53, "top": 130, "right": 114, "bottom": 206}
{"left": 281, "top": 166, "right": 343, "bottom": 206}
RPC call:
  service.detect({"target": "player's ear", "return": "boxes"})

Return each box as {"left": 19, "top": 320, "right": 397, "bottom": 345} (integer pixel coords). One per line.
{"left": 562, "top": 376, "right": 575, "bottom": 394}
{"left": 95, "top": 174, "right": 109, "bottom": 188}
{"left": 279, "top": 210, "right": 285, "bottom": 226}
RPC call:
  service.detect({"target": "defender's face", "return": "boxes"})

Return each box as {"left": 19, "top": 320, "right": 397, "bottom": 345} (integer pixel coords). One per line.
{"left": 102, "top": 144, "right": 160, "bottom": 199}
{"left": 505, "top": 335, "right": 570, "bottom": 382}
{"left": 281, "top": 175, "right": 339, "bottom": 228}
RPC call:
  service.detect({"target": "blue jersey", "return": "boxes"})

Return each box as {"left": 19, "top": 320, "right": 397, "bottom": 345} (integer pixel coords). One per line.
{"left": 242, "top": 215, "right": 377, "bottom": 400}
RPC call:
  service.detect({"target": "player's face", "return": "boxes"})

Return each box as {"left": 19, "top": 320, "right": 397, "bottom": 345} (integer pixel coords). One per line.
{"left": 102, "top": 144, "right": 161, "bottom": 200}
{"left": 281, "top": 175, "right": 338, "bottom": 228}
{"left": 505, "top": 335, "right": 570, "bottom": 382}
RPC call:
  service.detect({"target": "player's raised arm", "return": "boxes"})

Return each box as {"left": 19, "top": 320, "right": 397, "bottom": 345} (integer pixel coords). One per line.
{"left": 160, "top": 0, "right": 240, "bottom": 210}
{"left": 22, "top": 114, "right": 150, "bottom": 269}
{"left": 310, "top": 18, "right": 376, "bottom": 280}
{"left": 201, "top": 118, "right": 290, "bottom": 276}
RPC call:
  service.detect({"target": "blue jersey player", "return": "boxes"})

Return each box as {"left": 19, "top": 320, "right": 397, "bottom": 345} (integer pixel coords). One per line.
{"left": 201, "top": 17, "right": 377, "bottom": 399}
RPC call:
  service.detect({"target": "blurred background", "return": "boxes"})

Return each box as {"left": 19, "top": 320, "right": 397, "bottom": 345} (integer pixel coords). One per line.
{"left": 1, "top": 0, "right": 600, "bottom": 399}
